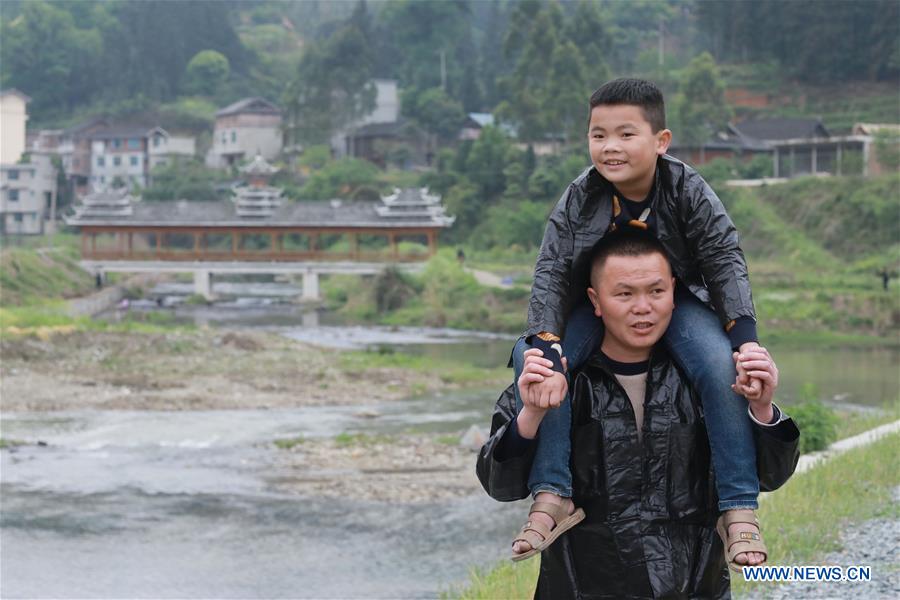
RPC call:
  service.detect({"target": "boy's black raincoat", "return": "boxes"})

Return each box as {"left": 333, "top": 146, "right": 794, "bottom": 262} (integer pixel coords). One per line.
{"left": 527, "top": 155, "right": 755, "bottom": 339}
{"left": 477, "top": 349, "right": 800, "bottom": 599}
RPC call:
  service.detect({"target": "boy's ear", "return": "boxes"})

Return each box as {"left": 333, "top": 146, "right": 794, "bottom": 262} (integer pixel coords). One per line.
{"left": 586, "top": 287, "right": 602, "bottom": 317}
{"left": 656, "top": 129, "right": 672, "bottom": 155}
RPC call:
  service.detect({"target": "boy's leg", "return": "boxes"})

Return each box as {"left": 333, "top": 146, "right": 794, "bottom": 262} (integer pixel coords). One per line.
{"left": 663, "top": 289, "right": 759, "bottom": 511}
{"left": 664, "top": 288, "right": 766, "bottom": 566}
{"left": 510, "top": 300, "right": 604, "bottom": 556}
{"left": 511, "top": 299, "right": 605, "bottom": 497}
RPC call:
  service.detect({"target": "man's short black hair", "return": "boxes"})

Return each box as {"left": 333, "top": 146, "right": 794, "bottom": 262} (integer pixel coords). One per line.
{"left": 589, "top": 231, "right": 672, "bottom": 286}
{"left": 589, "top": 78, "right": 666, "bottom": 133}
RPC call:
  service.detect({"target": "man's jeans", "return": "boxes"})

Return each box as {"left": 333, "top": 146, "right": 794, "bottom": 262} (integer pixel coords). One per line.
{"left": 512, "top": 289, "right": 760, "bottom": 511}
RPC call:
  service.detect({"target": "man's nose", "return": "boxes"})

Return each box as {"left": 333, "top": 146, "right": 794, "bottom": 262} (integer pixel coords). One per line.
{"left": 632, "top": 295, "right": 651, "bottom": 313}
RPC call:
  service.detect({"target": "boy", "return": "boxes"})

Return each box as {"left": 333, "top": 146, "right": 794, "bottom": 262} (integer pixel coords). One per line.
{"left": 508, "top": 78, "right": 773, "bottom": 571}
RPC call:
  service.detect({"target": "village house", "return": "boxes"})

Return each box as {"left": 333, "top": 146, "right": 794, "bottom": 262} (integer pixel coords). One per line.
{"left": 669, "top": 116, "right": 877, "bottom": 179}
{"left": 0, "top": 89, "right": 58, "bottom": 235}
{"left": 206, "top": 97, "right": 283, "bottom": 168}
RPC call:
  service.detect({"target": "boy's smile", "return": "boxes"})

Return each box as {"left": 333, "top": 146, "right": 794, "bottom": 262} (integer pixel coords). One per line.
{"left": 588, "top": 104, "right": 671, "bottom": 201}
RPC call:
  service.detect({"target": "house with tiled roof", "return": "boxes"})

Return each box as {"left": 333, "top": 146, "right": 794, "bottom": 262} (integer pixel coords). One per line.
{"left": 206, "top": 97, "right": 283, "bottom": 168}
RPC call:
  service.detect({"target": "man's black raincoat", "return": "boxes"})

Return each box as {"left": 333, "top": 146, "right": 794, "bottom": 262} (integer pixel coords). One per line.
{"left": 477, "top": 349, "right": 800, "bottom": 599}
{"left": 527, "top": 156, "right": 755, "bottom": 339}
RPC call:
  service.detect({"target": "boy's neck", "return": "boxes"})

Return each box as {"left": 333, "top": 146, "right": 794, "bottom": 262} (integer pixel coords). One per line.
{"left": 614, "top": 172, "right": 655, "bottom": 202}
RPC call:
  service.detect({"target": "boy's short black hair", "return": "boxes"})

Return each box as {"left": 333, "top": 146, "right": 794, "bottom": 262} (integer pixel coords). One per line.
{"left": 589, "top": 78, "right": 666, "bottom": 133}
{"left": 589, "top": 231, "right": 672, "bottom": 286}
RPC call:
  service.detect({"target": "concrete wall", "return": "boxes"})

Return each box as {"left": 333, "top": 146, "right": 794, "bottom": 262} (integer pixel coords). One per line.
{"left": 0, "top": 93, "right": 28, "bottom": 164}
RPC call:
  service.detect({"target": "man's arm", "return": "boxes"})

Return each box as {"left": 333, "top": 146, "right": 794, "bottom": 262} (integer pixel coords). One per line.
{"left": 476, "top": 384, "right": 537, "bottom": 502}
{"left": 477, "top": 352, "right": 556, "bottom": 500}
{"left": 729, "top": 346, "right": 800, "bottom": 490}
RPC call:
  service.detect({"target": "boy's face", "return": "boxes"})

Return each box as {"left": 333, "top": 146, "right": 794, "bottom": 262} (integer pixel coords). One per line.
{"left": 588, "top": 104, "right": 672, "bottom": 200}
{"left": 586, "top": 251, "right": 675, "bottom": 362}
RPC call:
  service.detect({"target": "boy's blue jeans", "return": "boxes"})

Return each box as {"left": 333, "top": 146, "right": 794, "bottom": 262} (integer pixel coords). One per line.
{"left": 512, "top": 289, "right": 760, "bottom": 511}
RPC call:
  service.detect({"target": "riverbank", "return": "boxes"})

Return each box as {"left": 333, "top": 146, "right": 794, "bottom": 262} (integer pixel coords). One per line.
{"left": 448, "top": 430, "right": 900, "bottom": 599}
{"left": 0, "top": 329, "right": 508, "bottom": 412}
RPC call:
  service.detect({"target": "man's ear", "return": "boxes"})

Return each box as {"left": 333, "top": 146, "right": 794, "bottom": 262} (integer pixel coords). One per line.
{"left": 587, "top": 287, "right": 602, "bottom": 317}
{"left": 656, "top": 129, "right": 672, "bottom": 155}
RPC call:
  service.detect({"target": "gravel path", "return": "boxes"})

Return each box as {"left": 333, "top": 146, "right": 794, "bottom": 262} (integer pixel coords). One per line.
{"left": 741, "top": 487, "right": 900, "bottom": 599}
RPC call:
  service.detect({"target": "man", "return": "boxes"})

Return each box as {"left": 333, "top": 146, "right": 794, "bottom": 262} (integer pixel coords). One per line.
{"left": 477, "top": 233, "right": 799, "bottom": 598}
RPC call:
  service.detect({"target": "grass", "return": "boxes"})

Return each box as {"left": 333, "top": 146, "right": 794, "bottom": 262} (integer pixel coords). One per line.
{"left": 0, "top": 438, "right": 27, "bottom": 449}
{"left": 734, "top": 432, "right": 900, "bottom": 596}
{"left": 0, "top": 302, "right": 189, "bottom": 337}
{"left": 273, "top": 436, "right": 306, "bottom": 450}
{"left": 337, "top": 349, "right": 508, "bottom": 387}
{"left": 333, "top": 432, "right": 395, "bottom": 447}
{"left": 447, "top": 430, "right": 900, "bottom": 600}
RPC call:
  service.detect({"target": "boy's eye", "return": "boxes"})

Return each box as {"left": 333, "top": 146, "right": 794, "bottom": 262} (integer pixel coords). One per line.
{"left": 622, "top": 133, "right": 634, "bottom": 138}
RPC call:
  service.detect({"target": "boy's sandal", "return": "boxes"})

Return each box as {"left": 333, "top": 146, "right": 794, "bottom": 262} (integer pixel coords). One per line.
{"left": 510, "top": 501, "right": 586, "bottom": 562}
{"left": 716, "top": 509, "right": 768, "bottom": 573}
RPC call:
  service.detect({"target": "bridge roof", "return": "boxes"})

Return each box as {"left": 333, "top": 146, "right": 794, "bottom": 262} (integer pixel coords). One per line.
{"left": 65, "top": 199, "right": 452, "bottom": 229}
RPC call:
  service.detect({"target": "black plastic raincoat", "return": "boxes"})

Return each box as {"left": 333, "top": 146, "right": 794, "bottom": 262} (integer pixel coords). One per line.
{"left": 477, "top": 348, "right": 800, "bottom": 599}
{"left": 527, "top": 156, "right": 755, "bottom": 339}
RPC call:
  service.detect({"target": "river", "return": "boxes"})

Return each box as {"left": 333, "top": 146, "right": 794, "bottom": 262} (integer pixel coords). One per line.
{"left": 2, "top": 290, "right": 898, "bottom": 598}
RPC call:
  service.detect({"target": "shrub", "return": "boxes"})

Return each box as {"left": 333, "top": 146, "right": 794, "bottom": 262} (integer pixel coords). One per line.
{"left": 790, "top": 394, "right": 839, "bottom": 453}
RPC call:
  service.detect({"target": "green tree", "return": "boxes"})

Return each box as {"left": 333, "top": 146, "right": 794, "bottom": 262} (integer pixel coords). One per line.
{"left": 464, "top": 126, "right": 512, "bottom": 199}
{"left": 673, "top": 52, "right": 731, "bottom": 146}
{"left": 0, "top": 1, "right": 102, "bottom": 113}
{"left": 298, "top": 158, "right": 380, "bottom": 200}
{"left": 143, "top": 160, "right": 225, "bottom": 202}
{"left": 401, "top": 87, "right": 467, "bottom": 141}
{"left": 185, "top": 50, "right": 230, "bottom": 96}
{"left": 283, "top": 19, "right": 376, "bottom": 146}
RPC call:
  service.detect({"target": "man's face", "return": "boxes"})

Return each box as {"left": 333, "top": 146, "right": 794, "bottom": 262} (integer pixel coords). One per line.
{"left": 586, "top": 252, "right": 675, "bottom": 362}
{"left": 588, "top": 104, "right": 671, "bottom": 200}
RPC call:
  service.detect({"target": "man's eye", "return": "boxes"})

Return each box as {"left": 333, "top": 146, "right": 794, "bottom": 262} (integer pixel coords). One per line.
{"left": 622, "top": 133, "right": 634, "bottom": 138}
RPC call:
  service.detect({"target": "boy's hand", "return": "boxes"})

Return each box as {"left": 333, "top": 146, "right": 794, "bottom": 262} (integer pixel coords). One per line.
{"left": 735, "top": 342, "right": 764, "bottom": 399}
{"left": 731, "top": 345, "right": 779, "bottom": 423}
{"left": 518, "top": 349, "right": 569, "bottom": 411}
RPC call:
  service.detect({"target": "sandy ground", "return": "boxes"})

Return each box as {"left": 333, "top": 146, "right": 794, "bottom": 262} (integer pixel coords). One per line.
{"left": 0, "top": 329, "right": 487, "bottom": 411}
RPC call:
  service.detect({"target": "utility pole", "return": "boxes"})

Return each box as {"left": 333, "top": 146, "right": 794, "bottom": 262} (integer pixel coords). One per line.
{"left": 658, "top": 17, "right": 664, "bottom": 68}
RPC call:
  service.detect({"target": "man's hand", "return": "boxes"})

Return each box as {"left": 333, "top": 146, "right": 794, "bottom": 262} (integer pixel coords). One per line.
{"left": 518, "top": 349, "right": 569, "bottom": 410}
{"left": 517, "top": 349, "right": 568, "bottom": 439}
{"left": 732, "top": 345, "right": 778, "bottom": 423}
{"left": 734, "top": 341, "right": 764, "bottom": 400}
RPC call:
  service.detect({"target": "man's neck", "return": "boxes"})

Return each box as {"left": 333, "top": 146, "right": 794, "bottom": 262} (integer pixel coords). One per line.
{"left": 600, "top": 339, "right": 651, "bottom": 364}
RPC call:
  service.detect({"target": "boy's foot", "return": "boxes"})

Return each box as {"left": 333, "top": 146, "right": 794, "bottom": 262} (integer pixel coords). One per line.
{"left": 511, "top": 492, "right": 584, "bottom": 561}
{"left": 716, "top": 509, "right": 768, "bottom": 572}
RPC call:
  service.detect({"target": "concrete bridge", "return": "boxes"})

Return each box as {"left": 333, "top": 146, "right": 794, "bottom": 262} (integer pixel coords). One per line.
{"left": 81, "top": 259, "right": 424, "bottom": 300}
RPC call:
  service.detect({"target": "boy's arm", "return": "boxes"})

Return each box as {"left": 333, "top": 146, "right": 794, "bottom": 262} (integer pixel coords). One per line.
{"left": 526, "top": 185, "right": 577, "bottom": 342}
{"left": 681, "top": 172, "right": 758, "bottom": 349}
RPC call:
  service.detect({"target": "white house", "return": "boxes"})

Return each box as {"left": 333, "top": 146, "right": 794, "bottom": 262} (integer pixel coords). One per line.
{"left": 206, "top": 97, "right": 283, "bottom": 168}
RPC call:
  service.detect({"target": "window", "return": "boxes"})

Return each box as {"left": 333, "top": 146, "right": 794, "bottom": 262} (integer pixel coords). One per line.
{"left": 97, "top": 157, "right": 105, "bottom": 167}
{"left": 128, "top": 138, "right": 140, "bottom": 150}
{"left": 8, "top": 189, "right": 19, "bottom": 201}
{"left": 113, "top": 156, "right": 122, "bottom": 167}
{"left": 231, "top": 131, "right": 237, "bottom": 143}
{"left": 100, "top": 176, "right": 105, "bottom": 184}
{"left": 14, "top": 214, "right": 23, "bottom": 223}
{"left": 222, "top": 133, "right": 227, "bottom": 144}
{"left": 113, "top": 139, "right": 121, "bottom": 149}
{"left": 130, "top": 156, "right": 139, "bottom": 166}
{"left": 8, "top": 169, "right": 18, "bottom": 180}
{"left": 73, "top": 158, "right": 80, "bottom": 168}
{"left": 153, "top": 135, "right": 161, "bottom": 147}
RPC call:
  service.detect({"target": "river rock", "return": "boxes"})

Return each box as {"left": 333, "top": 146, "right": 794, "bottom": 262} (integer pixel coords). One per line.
{"left": 460, "top": 424, "right": 488, "bottom": 451}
